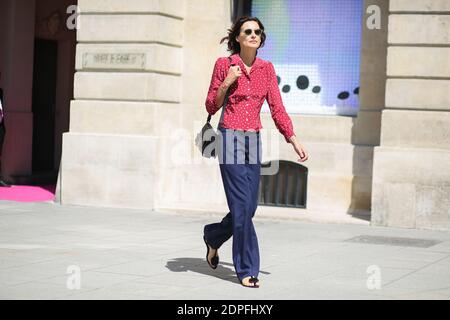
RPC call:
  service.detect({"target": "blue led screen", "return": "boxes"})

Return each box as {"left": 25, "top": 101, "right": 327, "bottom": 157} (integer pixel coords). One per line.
{"left": 252, "top": 0, "right": 363, "bottom": 116}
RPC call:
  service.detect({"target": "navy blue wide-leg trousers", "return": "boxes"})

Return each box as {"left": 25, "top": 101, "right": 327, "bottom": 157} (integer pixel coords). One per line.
{"left": 203, "top": 126, "right": 262, "bottom": 282}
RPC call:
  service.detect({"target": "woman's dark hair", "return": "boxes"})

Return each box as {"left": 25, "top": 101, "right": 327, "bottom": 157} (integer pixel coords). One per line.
{"left": 220, "top": 16, "right": 266, "bottom": 55}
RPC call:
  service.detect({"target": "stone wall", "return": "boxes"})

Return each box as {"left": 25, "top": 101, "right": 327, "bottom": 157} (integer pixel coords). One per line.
{"left": 61, "top": 0, "right": 388, "bottom": 223}
{"left": 60, "top": 0, "right": 450, "bottom": 230}
{"left": 371, "top": 0, "right": 450, "bottom": 230}
{"left": 60, "top": 0, "right": 186, "bottom": 208}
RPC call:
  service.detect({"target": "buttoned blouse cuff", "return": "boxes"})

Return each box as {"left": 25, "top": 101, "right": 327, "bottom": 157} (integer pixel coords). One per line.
{"left": 284, "top": 131, "right": 296, "bottom": 143}
{"left": 205, "top": 99, "right": 219, "bottom": 115}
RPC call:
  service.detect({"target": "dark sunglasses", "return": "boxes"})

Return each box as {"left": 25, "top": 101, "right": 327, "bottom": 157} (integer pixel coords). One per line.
{"left": 242, "top": 28, "right": 263, "bottom": 36}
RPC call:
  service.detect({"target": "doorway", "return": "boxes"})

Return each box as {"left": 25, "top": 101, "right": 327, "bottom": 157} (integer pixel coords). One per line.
{"left": 31, "top": 38, "right": 57, "bottom": 174}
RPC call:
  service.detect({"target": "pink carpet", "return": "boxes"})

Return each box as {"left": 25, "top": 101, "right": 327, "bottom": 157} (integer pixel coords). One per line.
{"left": 0, "top": 185, "right": 56, "bottom": 202}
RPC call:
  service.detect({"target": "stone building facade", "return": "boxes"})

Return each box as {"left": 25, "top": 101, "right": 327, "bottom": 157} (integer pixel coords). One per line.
{"left": 0, "top": 0, "right": 448, "bottom": 230}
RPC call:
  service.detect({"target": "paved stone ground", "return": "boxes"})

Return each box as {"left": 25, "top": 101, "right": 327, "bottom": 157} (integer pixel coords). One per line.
{"left": 1, "top": 201, "right": 450, "bottom": 300}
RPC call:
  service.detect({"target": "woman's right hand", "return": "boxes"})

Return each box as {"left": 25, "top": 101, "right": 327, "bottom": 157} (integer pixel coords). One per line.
{"left": 224, "top": 65, "right": 242, "bottom": 86}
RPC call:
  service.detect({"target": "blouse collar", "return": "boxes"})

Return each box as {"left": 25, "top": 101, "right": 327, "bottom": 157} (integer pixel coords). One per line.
{"left": 229, "top": 53, "right": 265, "bottom": 73}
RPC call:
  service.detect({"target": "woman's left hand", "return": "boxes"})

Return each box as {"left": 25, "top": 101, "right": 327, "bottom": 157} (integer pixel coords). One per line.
{"left": 289, "top": 135, "right": 309, "bottom": 162}
{"left": 293, "top": 143, "right": 308, "bottom": 162}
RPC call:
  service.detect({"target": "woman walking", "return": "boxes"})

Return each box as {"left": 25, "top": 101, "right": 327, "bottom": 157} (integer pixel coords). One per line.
{"left": 203, "top": 16, "right": 309, "bottom": 288}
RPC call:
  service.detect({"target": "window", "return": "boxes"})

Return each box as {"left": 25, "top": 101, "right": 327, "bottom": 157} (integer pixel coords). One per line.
{"left": 259, "top": 160, "right": 308, "bottom": 208}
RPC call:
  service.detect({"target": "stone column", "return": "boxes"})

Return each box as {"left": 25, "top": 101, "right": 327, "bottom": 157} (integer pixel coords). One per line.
{"left": 151, "top": 0, "right": 232, "bottom": 211}
{"left": 348, "top": 0, "right": 389, "bottom": 214}
{"left": 371, "top": 0, "right": 450, "bottom": 229}
{"left": 60, "top": 0, "right": 185, "bottom": 208}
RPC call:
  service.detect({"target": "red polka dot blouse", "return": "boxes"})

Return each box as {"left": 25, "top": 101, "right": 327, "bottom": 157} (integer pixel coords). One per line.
{"left": 205, "top": 53, "right": 295, "bottom": 143}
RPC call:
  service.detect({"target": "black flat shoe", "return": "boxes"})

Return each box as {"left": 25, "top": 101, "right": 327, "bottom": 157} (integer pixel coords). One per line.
{"left": 241, "top": 276, "right": 260, "bottom": 288}
{"left": 203, "top": 236, "right": 219, "bottom": 269}
{"left": 0, "top": 180, "right": 11, "bottom": 187}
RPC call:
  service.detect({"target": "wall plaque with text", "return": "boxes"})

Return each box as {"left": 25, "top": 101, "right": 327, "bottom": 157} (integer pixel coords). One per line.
{"left": 82, "top": 53, "right": 146, "bottom": 70}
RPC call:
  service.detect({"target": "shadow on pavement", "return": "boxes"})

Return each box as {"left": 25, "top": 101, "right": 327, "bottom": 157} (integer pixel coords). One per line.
{"left": 165, "top": 258, "right": 270, "bottom": 286}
